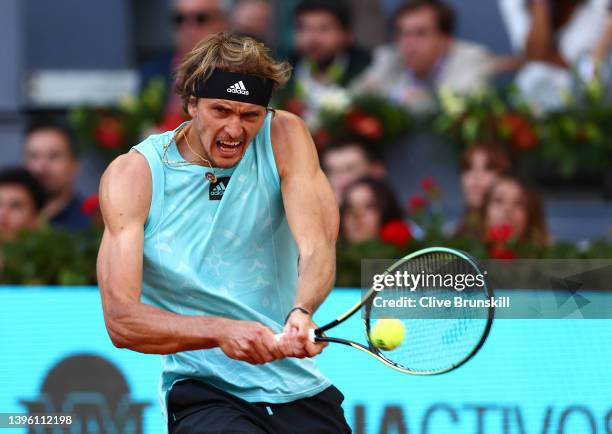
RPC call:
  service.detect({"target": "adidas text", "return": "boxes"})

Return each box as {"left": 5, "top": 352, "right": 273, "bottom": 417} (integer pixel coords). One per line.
{"left": 227, "top": 81, "right": 249, "bottom": 95}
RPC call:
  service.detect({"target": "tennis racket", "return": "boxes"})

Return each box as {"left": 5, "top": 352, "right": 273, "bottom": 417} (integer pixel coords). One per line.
{"left": 278, "top": 247, "right": 494, "bottom": 375}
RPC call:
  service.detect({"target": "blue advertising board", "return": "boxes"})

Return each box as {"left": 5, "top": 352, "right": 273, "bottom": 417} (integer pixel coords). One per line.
{"left": 1, "top": 288, "right": 611, "bottom": 433}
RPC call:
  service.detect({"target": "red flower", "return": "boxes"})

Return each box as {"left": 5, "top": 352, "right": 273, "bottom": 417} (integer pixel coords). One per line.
{"left": 421, "top": 176, "right": 438, "bottom": 192}
{"left": 513, "top": 128, "right": 538, "bottom": 151}
{"left": 156, "top": 112, "right": 188, "bottom": 132}
{"left": 94, "top": 117, "right": 125, "bottom": 149}
{"left": 499, "top": 113, "right": 538, "bottom": 151}
{"left": 347, "top": 110, "right": 384, "bottom": 140}
{"left": 346, "top": 109, "right": 366, "bottom": 125}
{"left": 313, "top": 129, "right": 331, "bottom": 150}
{"left": 489, "top": 245, "right": 515, "bottom": 260}
{"left": 486, "top": 224, "right": 514, "bottom": 244}
{"left": 499, "top": 113, "right": 524, "bottom": 134}
{"left": 380, "top": 220, "right": 412, "bottom": 247}
{"left": 408, "top": 195, "right": 428, "bottom": 212}
{"left": 81, "top": 193, "right": 100, "bottom": 216}
{"left": 284, "top": 98, "right": 306, "bottom": 116}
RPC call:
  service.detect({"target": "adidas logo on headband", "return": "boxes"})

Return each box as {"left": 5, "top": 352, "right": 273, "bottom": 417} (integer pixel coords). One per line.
{"left": 194, "top": 70, "right": 272, "bottom": 106}
{"left": 227, "top": 81, "right": 249, "bottom": 95}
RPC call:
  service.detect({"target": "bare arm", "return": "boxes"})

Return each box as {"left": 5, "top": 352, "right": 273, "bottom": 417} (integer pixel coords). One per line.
{"left": 98, "top": 152, "right": 282, "bottom": 362}
{"left": 271, "top": 111, "right": 339, "bottom": 314}
{"left": 271, "top": 111, "right": 339, "bottom": 357}
{"left": 525, "top": 0, "right": 568, "bottom": 67}
{"left": 593, "top": 13, "right": 612, "bottom": 66}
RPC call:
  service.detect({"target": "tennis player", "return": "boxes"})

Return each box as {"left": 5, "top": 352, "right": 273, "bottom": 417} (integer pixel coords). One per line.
{"left": 97, "top": 33, "right": 350, "bottom": 433}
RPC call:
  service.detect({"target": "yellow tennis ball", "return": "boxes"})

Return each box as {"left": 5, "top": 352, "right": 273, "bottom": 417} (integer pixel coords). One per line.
{"left": 369, "top": 319, "right": 405, "bottom": 351}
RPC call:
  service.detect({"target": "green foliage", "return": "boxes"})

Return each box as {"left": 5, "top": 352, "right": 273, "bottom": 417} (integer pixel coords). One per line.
{"left": 2, "top": 216, "right": 611, "bottom": 288}
{"left": 0, "top": 227, "right": 102, "bottom": 285}
{"left": 336, "top": 233, "right": 612, "bottom": 288}
{"left": 275, "top": 89, "right": 413, "bottom": 150}
{"left": 349, "top": 94, "right": 414, "bottom": 144}
{"left": 70, "top": 78, "right": 168, "bottom": 159}
{"left": 316, "top": 93, "right": 413, "bottom": 149}
{"left": 434, "top": 81, "right": 612, "bottom": 179}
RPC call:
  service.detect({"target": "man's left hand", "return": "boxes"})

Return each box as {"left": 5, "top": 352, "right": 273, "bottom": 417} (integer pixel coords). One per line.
{"left": 278, "top": 309, "right": 327, "bottom": 358}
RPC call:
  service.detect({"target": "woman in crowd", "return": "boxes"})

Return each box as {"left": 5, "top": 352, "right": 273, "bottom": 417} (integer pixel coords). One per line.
{"left": 456, "top": 144, "right": 511, "bottom": 238}
{"left": 340, "top": 177, "right": 404, "bottom": 244}
{"left": 481, "top": 175, "right": 549, "bottom": 247}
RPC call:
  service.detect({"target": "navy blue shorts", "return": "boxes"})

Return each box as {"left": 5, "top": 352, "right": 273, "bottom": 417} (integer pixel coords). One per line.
{"left": 167, "top": 379, "right": 352, "bottom": 434}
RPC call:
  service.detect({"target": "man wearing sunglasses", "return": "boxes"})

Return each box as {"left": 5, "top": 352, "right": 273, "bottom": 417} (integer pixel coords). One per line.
{"left": 173, "top": 0, "right": 228, "bottom": 58}
{"left": 140, "top": 0, "right": 229, "bottom": 119}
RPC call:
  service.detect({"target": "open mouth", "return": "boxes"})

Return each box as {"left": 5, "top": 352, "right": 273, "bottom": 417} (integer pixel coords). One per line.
{"left": 216, "top": 140, "right": 243, "bottom": 158}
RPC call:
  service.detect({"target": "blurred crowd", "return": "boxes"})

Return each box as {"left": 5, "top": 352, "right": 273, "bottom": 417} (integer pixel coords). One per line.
{"left": 5, "top": 0, "right": 612, "bottom": 260}
{"left": 0, "top": 121, "right": 93, "bottom": 242}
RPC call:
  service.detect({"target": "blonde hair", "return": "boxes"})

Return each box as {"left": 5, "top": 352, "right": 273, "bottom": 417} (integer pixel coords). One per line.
{"left": 175, "top": 32, "right": 292, "bottom": 112}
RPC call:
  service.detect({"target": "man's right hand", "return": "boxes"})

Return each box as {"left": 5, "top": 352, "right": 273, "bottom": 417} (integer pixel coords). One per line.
{"left": 216, "top": 319, "right": 286, "bottom": 365}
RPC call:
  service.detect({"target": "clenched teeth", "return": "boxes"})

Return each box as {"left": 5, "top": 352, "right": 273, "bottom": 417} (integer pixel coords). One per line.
{"left": 218, "top": 140, "right": 241, "bottom": 148}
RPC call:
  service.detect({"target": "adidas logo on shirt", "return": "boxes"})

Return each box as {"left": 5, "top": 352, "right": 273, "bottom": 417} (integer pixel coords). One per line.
{"left": 211, "top": 182, "right": 226, "bottom": 195}
{"left": 227, "top": 81, "right": 249, "bottom": 95}
{"left": 209, "top": 176, "right": 231, "bottom": 200}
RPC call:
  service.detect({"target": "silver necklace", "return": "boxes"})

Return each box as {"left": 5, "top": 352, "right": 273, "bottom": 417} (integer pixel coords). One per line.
{"left": 183, "top": 126, "right": 218, "bottom": 183}
{"left": 161, "top": 122, "right": 218, "bottom": 183}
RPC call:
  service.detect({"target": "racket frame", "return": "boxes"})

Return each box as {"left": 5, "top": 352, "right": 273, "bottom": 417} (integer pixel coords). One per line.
{"left": 314, "top": 247, "right": 494, "bottom": 375}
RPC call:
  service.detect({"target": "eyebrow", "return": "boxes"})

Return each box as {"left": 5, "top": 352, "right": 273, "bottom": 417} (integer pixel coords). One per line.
{"left": 241, "top": 110, "right": 261, "bottom": 116}
{"left": 211, "top": 104, "right": 262, "bottom": 116}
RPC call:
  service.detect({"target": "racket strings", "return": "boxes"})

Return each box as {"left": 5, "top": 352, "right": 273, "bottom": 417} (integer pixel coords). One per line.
{"left": 367, "top": 251, "right": 491, "bottom": 373}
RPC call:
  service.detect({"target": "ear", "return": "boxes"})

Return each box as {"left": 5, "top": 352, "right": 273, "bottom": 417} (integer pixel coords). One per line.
{"left": 187, "top": 96, "right": 199, "bottom": 118}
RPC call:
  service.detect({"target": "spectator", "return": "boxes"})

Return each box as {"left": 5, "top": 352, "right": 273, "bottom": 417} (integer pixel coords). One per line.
{"left": 231, "top": 0, "right": 274, "bottom": 45}
{"left": 347, "top": 0, "right": 387, "bottom": 50}
{"left": 499, "top": 0, "right": 609, "bottom": 111}
{"left": 23, "top": 122, "right": 91, "bottom": 232}
{"left": 340, "top": 177, "right": 403, "bottom": 243}
{"left": 0, "top": 168, "right": 47, "bottom": 242}
{"left": 587, "top": 4, "right": 612, "bottom": 99}
{"left": 501, "top": 0, "right": 608, "bottom": 66}
{"left": 353, "top": 0, "right": 495, "bottom": 112}
{"left": 281, "top": 0, "right": 371, "bottom": 120}
{"left": 481, "top": 176, "right": 549, "bottom": 247}
{"left": 456, "top": 145, "right": 511, "bottom": 238}
{"left": 593, "top": 3, "right": 612, "bottom": 67}
{"left": 140, "top": 0, "right": 229, "bottom": 120}
{"left": 321, "top": 136, "right": 386, "bottom": 203}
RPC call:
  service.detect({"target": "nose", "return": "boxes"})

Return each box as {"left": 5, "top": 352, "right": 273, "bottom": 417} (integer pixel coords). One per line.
{"left": 224, "top": 117, "right": 243, "bottom": 139}
{"left": 502, "top": 203, "right": 514, "bottom": 216}
{"left": 27, "top": 160, "right": 48, "bottom": 177}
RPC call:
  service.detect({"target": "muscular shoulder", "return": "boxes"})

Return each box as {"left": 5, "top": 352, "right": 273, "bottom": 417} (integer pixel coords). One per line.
{"left": 269, "top": 110, "right": 317, "bottom": 178}
{"left": 99, "top": 151, "right": 151, "bottom": 231}
{"left": 270, "top": 110, "right": 308, "bottom": 141}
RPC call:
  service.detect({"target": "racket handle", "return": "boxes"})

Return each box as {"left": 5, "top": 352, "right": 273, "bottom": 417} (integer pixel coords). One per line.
{"left": 274, "top": 329, "right": 316, "bottom": 343}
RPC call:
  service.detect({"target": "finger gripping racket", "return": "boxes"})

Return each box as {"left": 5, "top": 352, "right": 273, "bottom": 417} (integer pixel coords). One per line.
{"left": 280, "top": 247, "right": 494, "bottom": 375}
